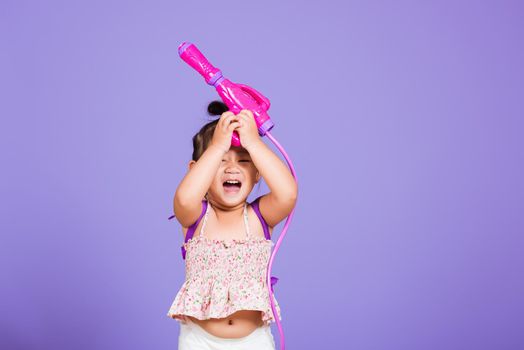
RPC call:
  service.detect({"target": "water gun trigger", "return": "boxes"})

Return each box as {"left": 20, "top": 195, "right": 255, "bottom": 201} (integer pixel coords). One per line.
{"left": 237, "top": 83, "right": 271, "bottom": 111}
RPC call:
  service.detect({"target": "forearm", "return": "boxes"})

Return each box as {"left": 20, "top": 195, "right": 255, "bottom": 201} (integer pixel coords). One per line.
{"left": 175, "top": 145, "right": 226, "bottom": 204}
{"left": 245, "top": 139, "right": 297, "bottom": 201}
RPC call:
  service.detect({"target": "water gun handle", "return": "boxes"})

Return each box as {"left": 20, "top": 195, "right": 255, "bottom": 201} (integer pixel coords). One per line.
{"left": 221, "top": 82, "right": 274, "bottom": 147}
{"left": 237, "top": 83, "right": 271, "bottom": 111}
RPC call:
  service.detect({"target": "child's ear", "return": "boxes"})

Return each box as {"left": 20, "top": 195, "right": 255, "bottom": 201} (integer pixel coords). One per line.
{"left": 255, "top": 171, "right": 260, "bottom": 183}
{"left": 188, "top": 160, "right": 196, "bottom": 171}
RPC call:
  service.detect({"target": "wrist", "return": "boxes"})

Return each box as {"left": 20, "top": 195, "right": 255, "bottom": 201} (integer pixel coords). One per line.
{"left": 207, "top": 143, "right": 228, "bottom": 156}
{"left": 243, "top": 139, "right": 265, "bottom": 152}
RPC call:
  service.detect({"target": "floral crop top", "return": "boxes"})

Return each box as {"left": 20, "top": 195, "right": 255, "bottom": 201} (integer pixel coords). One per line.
{"left": 166, "top": 197, "right": 282, "bottom": 326}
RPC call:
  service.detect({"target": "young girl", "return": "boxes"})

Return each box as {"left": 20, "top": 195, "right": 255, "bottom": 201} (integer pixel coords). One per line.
{"left": 167, "top": 101, "right": 298, "bottom": 349}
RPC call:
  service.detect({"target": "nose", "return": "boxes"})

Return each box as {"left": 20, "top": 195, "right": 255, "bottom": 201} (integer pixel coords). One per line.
{"left": 224, "top": 161, "right": 241, "bottom": 172}
{"left": 225, "top": 166, "right": 240, "bottom": 174}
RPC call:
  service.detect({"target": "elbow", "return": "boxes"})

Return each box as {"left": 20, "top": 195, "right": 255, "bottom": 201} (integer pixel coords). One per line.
{"left": 174, "top": 188, "right": 204, "bottom": 211}
{"left": 278, "top": 183, "right": 298, "bottom": 204}
{"left": 288, "top": 181, "right": 298, "bottom": 201}
{"left": 174, "top": 189, "right": 191, "bottom": 210}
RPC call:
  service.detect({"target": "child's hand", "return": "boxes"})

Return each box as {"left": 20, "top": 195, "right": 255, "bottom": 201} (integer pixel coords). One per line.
{"left": 210, "top": 111, "right": 241, "bottom": 153}
{"left": 235, "top": 109, "right": 260, "bottom": 149}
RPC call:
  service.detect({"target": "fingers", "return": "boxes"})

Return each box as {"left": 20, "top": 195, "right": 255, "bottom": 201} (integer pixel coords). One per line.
{"left": 220, "top": 111, "right": 235, "bottom": 120}
{"left": 221, "top": 110, "right": 252, "bottom": 120}
{"left": 228, "top": 120, "right": 241, "bottom": 132}
{"left": 238, "top": 110, "right": 253, "bottom": 126}
{"left": 218, "top": 111, "right": 253, "bottom": 134}
{"left": 220, "top": 112, "right": 238, "bottom": 132}
{"left": 239, "top": 109, "right": 253, "bottom": 118}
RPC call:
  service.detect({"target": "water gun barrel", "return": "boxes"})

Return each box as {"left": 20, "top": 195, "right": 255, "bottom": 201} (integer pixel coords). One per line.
{"left": 178, "top": 42, "right": 223, "bottom": 86}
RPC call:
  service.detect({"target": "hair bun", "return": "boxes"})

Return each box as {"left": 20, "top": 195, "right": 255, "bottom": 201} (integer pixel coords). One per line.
{"left": 207, "top": 100, "right": 229, "bottom": 116}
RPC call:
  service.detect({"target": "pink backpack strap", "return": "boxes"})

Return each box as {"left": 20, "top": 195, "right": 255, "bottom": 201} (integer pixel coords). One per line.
{"left": 250, "top": 195, "right": 271, "bottom": 240}
{"left": 251, "top": 195, "right": 279, "bottom": 291}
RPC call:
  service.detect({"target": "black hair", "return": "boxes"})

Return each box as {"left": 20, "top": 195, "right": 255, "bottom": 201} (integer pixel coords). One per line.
{"left": 191, "top": 101, "right": 229, "bottom": 161}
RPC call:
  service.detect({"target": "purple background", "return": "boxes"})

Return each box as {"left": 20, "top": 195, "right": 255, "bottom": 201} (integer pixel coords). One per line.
{"left": 1, "top": 0, "right": 523, "bottom": 349}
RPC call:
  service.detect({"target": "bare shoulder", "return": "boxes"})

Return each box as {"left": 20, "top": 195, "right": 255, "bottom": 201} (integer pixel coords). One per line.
{"left": 173, "top": 196, "right": 205, "bottom": 230}
{"left": 248, "top": 198, "right": 273, "bottom": 238}
{"left": 251, "top": 192, "right": 296, "bottom": 232}
{"left": 174, "top": 199, "right": 206, "bottom": 240}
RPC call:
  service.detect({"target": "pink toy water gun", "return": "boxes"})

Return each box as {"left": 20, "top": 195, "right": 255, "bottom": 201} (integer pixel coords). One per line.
{"left": 178, "top": 41, "right": 274, "bottom": 147}
{"left": 175, "top": 42, "right": 298, "bottom": 350}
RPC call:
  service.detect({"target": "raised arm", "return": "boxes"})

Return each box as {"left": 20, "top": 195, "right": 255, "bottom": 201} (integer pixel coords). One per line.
{"left": 173, "top": 144, "right": 225, "bottom": 228}
{"left": 174, "top": 112, "right": 240, "bottom": 228}
{"left": 245, "top": 139, "right": 298, "bottom": 228}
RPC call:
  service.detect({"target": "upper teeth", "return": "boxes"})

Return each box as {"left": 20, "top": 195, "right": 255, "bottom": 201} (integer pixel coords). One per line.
{"left": 225, "top": 180, "right": 240, "bottom": 184}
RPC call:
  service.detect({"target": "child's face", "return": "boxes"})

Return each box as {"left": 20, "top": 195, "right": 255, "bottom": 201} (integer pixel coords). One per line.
{"left": 209, "top": 146, "right": 259, "bottom": 205}
{"left": 190, "top": 146, "right": 260, "bottom": 205}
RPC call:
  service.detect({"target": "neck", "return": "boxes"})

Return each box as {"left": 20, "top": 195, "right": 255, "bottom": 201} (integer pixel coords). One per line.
{"left": 208, "top": 199, "right": 245, "bottom": 224}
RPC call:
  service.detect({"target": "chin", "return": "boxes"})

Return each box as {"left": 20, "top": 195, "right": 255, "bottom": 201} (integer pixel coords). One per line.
{"left": 220, "top": 191, "right": 248, "bottom": 203}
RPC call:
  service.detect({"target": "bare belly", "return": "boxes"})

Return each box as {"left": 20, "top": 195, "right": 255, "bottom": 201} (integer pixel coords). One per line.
{"left": 174, "top": 310, "right": 264, "bottom": 338}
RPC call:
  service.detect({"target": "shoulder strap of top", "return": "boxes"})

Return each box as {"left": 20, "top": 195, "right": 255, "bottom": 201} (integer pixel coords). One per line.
{"left": 250, "top": 195, "right": 271, "bottom": 240}
{"left": 180, "top": 199, "right": 208, "bottom": 260}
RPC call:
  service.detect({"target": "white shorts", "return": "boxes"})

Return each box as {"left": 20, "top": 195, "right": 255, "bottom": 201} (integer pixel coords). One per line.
{"left": 178, "top": 319, "right": 276, "bottom": 350}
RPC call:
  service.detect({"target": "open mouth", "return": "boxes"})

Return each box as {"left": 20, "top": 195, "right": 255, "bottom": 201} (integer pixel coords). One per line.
{"left": 223, "top": 180, "right": 242, "bottom": 193}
